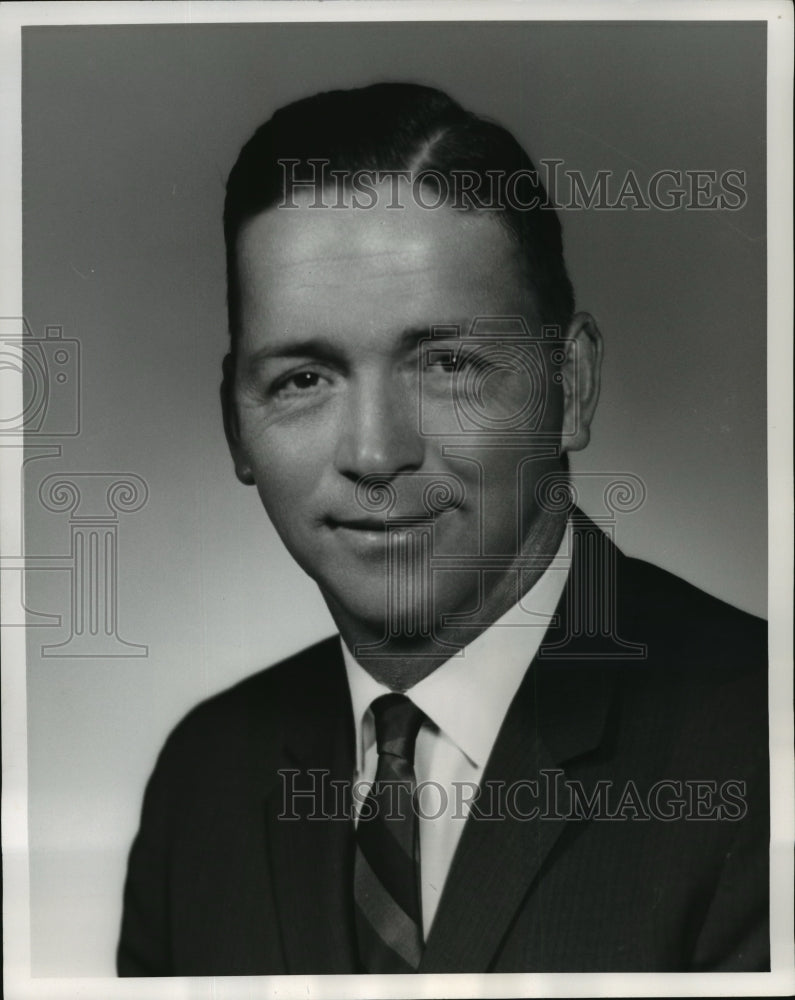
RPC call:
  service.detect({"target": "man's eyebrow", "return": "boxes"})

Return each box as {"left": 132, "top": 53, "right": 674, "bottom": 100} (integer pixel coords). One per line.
{"left": 397, "top": 326, "right": 432, "bottom": 351}
{"left": 244, "top": 338, "right": 345, "bottom": 369}
{"left": 398, "top": 324, "right": 466, "bottom": 348}
{"left": 242, "top": 324, "right": 469, "bottom": 372}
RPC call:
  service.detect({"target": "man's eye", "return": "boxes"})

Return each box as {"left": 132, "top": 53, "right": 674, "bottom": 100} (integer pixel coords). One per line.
{"left": 273, "top": 370, "right": 324, "bottom": 395}
{"left": 424, "top": 351, "right": 489, "bottom": 376}
{"left": 424, "top": 350, "right": 459, "bottom": 374}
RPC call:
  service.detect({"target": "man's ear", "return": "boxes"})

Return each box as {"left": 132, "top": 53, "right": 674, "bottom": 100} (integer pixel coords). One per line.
{"left": 559, "top": 311, "right": 603, "bottom": 453}
{"left": 221, "top": 352, "right": 255, "bottom": 485}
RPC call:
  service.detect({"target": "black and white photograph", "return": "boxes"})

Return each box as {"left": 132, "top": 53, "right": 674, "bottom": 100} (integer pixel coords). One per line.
{"left": 1, "top": 2, "right": 792, "bottom": 998}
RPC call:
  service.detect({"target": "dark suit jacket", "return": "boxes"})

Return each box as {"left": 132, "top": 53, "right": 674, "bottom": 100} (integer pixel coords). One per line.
{"left": 117, "top": 515, "right": 769, "bottom": 974}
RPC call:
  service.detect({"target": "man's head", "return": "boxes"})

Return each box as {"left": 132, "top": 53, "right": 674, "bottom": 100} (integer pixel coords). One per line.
{"left": 221, "top": 83, "right": 601, "bottom": 648}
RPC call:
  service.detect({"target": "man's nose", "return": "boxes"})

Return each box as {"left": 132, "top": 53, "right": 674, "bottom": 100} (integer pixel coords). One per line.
{"left": 334, "top": 374, "right": 425, "bottom": 479}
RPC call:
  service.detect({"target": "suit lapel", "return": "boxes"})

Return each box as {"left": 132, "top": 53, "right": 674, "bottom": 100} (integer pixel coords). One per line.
{"left": 419, "top": 657, "right": 615, "bottom": 972}
{"left": 263, "top": 643, "right": 360, "bottom": 973}
{"left": 418, "top": 676, "right": 561, "bottom": 972}
{"left": 419, "top": 518, "right": 621, "bottom": 973}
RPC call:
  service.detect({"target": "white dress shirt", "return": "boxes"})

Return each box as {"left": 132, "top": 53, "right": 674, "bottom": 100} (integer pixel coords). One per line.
{"left": 341, "top": 530, "right": 571, "bottom": 937}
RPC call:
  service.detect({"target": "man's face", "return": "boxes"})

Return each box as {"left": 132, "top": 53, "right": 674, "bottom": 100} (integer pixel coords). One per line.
{"left": 226, "top": 190, "right": 582, "bottom": 633}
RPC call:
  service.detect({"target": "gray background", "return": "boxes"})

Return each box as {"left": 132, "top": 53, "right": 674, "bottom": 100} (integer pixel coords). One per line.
{"left": 22, "top": 21, "right": 766, "bottom": 974}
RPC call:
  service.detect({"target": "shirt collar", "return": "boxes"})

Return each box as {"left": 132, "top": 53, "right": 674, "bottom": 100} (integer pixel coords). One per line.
{"left": 342, "top": 527, "right": 571, "bottom": 774}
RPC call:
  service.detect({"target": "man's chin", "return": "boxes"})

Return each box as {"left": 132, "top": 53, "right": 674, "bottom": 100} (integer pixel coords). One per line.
{"left": 317, "top": 574, "right": 479, "bottom": 646}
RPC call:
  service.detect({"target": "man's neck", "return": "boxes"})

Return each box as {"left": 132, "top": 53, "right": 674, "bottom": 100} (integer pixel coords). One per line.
{"left": 325, "top": 509, "right": 569, "bottom": 691}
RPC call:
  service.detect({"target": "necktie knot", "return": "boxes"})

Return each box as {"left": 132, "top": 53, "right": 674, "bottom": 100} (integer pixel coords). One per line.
{"left": 371, "top": 693, "right": 425, "bottom": 764}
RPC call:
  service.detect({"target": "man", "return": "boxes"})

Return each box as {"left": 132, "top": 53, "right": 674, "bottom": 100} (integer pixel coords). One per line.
{"left": 117, "top": 83, "right": 768, "bottom": 975}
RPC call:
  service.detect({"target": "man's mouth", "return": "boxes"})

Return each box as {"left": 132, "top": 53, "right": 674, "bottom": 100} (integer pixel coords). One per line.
{"left": 325, "top": 515, "right": 445, "bottom": 554}
{"left": 326, "top": 512, "right": 444, "bottom": 531}
{"left": 329, "top": 517, "right": 390, "bottom": 532}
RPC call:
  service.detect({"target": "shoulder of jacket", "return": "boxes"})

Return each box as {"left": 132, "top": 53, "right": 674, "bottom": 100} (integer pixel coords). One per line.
{"left": 156, "top": 633, "right": 344, "bottom": 762}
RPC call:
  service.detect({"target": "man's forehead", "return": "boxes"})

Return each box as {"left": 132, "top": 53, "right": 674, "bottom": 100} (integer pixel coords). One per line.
{"left": 236, "top": 191, "right": 527, "bottom": 292}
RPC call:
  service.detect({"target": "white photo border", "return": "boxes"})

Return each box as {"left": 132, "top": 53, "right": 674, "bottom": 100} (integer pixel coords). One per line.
{"left": 1, "top": 2, "right": 792, "bottom": 998}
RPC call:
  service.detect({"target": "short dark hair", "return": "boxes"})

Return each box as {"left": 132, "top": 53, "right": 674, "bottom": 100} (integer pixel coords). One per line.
{"left": 223, "top": 82, "right": 574, "bottom": 349}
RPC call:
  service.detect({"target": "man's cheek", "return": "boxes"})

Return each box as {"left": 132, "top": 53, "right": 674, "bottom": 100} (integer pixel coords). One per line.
{"left": 264, "top": 455, "right": 326, "bottom": 519}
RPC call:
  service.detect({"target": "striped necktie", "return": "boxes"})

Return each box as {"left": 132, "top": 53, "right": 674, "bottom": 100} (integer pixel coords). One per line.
{"left": 354, "top": 693, "right": 425, "bottom": 972}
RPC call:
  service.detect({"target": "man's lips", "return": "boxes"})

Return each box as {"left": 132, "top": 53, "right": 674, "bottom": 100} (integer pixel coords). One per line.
{"left": 326, "top": 512, "right": 447, "bottom": 530}
{"left": 323, "top": 513, "right": 453, "bottom": 558}
{"left": 324, "top": 514, "right": 452, "bottom": 542}
{"left": 328, "top": 517, "right": 390, "bottom": 531}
